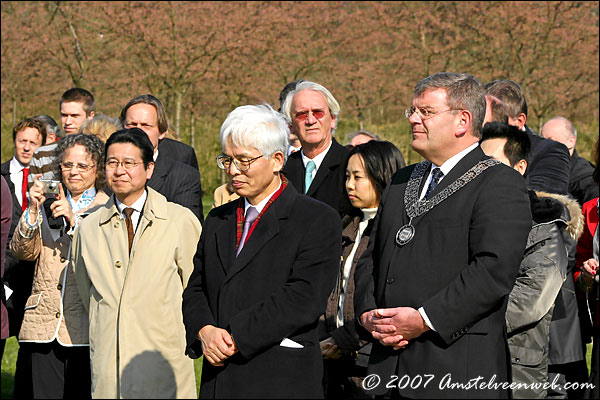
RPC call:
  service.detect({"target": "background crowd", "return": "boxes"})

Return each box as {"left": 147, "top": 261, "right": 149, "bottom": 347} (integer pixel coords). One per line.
{"left": 0, "top": 70, "right": 598, "bottom": 399}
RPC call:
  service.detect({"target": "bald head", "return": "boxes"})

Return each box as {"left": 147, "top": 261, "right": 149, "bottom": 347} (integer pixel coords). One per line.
{"left": 540, "top": 116, "right": 577, "bottom": 155}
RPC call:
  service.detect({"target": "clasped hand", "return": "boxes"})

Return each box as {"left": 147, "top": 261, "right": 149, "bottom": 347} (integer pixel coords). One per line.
{"left": 198, "top": 325, "right": 238, "bottom": 367}
{"left": 360, "top": 307, "right": 429, "bottom": 350}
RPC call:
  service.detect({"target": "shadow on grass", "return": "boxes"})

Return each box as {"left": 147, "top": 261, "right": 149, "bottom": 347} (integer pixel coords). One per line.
{"left": 1, "top": 371, "right": 14, "bottom": 399}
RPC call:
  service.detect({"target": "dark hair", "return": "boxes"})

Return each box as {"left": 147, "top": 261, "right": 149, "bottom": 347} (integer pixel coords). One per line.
{"left": 105, "top": 128, "right": 155, "bottom": 168}
{"left": 278, "top": 79, "right": 305, "bottom": 111}
{"left": 119, "top": 94, "right": 170, "bottom": 135}
{"left": 346, "top": 140, "right": 406, "bottom": 198}
{"left": 12, "top": 117, "right": 47, "bottom": 144}
{"left": 57, "top": 133, "right": 106, "bottom": 191}
{"left": 60, "top": 88, "right": 95, "bottom": 116}
{"left": 32, "top": 114, "right": 62, "bottom": 139}
{"left": 481, "top": 121, "right": 531, "bottom": 167}
{"left": 484, "top": 80, "right": 527, "bottom": 118}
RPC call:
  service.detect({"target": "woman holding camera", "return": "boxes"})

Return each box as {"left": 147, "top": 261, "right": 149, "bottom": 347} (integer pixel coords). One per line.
{"left": 10, "top": 133, "right": 109, "bottom": 399}
{"left": 319, "top": 140, "right": 405, "bottom": 398}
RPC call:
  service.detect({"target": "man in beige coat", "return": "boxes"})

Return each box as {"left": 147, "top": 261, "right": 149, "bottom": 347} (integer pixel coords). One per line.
{"left": 72, "top": 128, "right": 201, "bottom": 398}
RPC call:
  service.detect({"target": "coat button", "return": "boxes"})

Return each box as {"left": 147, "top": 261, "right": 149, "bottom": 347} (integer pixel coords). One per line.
{"left": 115, "top": 260, "right": 122, "bottom": 268}
{"left": 60, "top": 256, "right": 66, "bottom": 263}
{"left": 386, "top": 278, "right": 395, "bottom": 284}
{"left": 114, "top": 222, "right": 120, "bottom": 228}
{"left": 55, "top": 312, "right": 60, "bottom": 318}
{"left": 515, "top": 357, "right": 520, "bottom": 363}
{"left": 57, "top": 284, "right": 62, "bottom": 290}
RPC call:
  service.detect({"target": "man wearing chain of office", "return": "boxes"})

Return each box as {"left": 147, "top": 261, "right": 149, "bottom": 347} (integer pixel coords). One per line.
{"left": 354, "top": 72, "right": 531, "bottom": 398}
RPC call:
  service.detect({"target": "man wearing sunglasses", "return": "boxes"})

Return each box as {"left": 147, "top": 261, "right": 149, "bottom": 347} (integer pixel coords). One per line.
{"left": 281, "top": 80, "right": 354, "bottom": 217}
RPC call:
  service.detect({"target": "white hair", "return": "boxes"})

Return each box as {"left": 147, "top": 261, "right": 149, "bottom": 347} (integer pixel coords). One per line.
{"left": 280, "top": 80, "right": 340, "bottom": 135}
{"left": 220, "top": 103, "right": 290, "bottom": 162}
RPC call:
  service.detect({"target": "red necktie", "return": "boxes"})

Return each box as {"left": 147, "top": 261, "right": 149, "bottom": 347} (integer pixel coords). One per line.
{"left": 21, "top": 167, "right": 29, "bottom": 211}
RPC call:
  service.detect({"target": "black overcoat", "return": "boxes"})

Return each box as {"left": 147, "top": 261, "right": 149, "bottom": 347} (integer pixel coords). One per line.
{"left": 183, "top": 182, "right": 341, "bottom": 399}
{"left": 354, "top": 146, "right": 532, "bottom": 399}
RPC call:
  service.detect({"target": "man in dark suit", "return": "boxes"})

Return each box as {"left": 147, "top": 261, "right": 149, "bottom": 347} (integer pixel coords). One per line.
{"left": 158, "top": 137, "right": 199, "bottom": 170}
{"left": 120, "top": 94, "right": 203, "bottom": 222}
{"left": 541, "top": 116, "right": 598, "bottom": 205}
{"left": 484, "top": 80, "right": 571, "bottom": 195}
{"left": 281, "top": 80, "right": 353, "bottom": 217}
{"left": 354, "top": 72, "right": 532, "bottom": 398}
{"left": 182, "top": 104, "right": 341, "bottom": 398}
{"left": 1, "top": 118, "right": 46, "bottom": 340}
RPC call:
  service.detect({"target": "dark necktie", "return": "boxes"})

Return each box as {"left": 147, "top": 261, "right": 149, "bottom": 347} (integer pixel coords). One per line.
{"left": 424, "top": 168, "right": 444, "bottom": 199}
{"left": 123, "top": 207, "right": 135, "bottom": 252}
{"left": 21, "top": 167, "right": 29, "bottom": 211}
{"left": 237, "top": 206, "right": 258, "bottom": 256}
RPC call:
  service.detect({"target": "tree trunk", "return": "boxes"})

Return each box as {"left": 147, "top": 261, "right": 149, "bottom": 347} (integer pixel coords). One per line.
{"left": 175, "top": 91, "right": 182, "bottom": 139}
{"left": 12, "top": 97, "right": 17, "bottom": 127}
{"left": 190, "top": 113, "right": 195, "bottom": 148}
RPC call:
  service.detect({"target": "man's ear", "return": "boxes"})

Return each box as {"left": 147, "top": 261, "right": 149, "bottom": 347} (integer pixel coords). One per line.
{"left": 455, "top": 110, "right": 472, "bottom": 137}
{"left": 88, "top": 111, "right": 95, "bottom": 119}
{"left": 514, "top": 159, "right": 528, "bottom": 176}
{"left": 145, "top": 161, "right": 155, "bottom": 180}
{"left": 509, "top": 113, "right": 527, "bottom": 130}
{"left": 272, "top": 151, "right": 285, "bottom": 173}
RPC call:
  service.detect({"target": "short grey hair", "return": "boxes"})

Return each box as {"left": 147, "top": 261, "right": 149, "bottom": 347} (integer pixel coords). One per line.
{"left": 280, "top": 80, "right": 341, "bottom": 134}
{"left": 415, "top": 72, "right": 486, "bottom": 138}
{"left": 220, "top": 103, "right": 290, "bottom": 163}
{"left": 546, "top": 116, "right": 577, "bottom": 139}
{"left": 345, "top": 130, "right": 380, "bottom": 145}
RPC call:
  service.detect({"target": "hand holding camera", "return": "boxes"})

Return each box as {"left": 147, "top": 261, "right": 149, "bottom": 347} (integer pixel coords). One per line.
{"left": 27, "top": 175, "right": 50, "bottom": 219}
{"left": 49, "top": 183, "right": 75, "bottom": 227}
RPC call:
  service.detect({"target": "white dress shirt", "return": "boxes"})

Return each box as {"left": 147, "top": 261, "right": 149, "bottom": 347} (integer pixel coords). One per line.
{"left": 9, "top": 157, "right": 28, "bottom": 207}
{"left": 115, "top": 190, "right": 148, "bottom": 234}
{"left": 300, "top": 141, "right": 332, "bottom": 181}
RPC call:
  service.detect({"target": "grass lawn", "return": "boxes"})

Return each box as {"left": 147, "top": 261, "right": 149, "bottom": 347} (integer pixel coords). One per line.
{"left": 1, "top": 337, "right": 594, "bottom": 398}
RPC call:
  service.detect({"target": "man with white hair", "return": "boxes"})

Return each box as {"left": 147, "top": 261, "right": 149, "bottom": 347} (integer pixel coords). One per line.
{"left": 182, "top": 104, "right": 341, "bottom": 398}
{"left": 281, "top": 80, "right": 353, "bottom": 216}
{"left": 541, "top": 116, "right": 598, "bottom": 205}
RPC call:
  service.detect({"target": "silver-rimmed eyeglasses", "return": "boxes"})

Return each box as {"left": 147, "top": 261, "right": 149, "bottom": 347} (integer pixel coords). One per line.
{"left": 216, "top": 154, "right": 263, "bottom": 171}
{"left": 404, "top": 106, "right": 460, "bottom": 120}
{"left": 105, "top": 160, "right": 144, "bottom": 170}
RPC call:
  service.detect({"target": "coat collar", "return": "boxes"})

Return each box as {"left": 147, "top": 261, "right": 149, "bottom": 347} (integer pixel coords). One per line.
{"left": 306, "top": 138, "right": 346, "bottom": 196}
{"left": 217, "top": 183, "right": 298, "bottom": 285}
{"left": 98, "top": 187, "right": 167, "bottom": 225}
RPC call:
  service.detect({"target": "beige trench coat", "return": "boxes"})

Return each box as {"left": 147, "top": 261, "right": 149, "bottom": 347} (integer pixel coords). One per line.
{"left": 72, "top": 188, "right": 201, "bottom": 399}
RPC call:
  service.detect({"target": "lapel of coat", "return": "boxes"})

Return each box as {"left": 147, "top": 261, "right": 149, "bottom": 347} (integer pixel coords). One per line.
{"left": 214, "top": 202, "right": 238, "bottom": 275}
{"left": 412, "top": 146, "right": 485, "bottom": 227}
{"left": 221, "top": 185, "right": 295, "bottom": 286}
{"left": 306, "top": 138, "right": 344, "bottom": 197}
{"left": 282, "top": 152, "right": 304, "bottom": 193}
{"left": 0, "top": 161, "right": 21, "bottom": 219}
{"left": 147, "top": 153, "right": 169, "bottom": 194}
